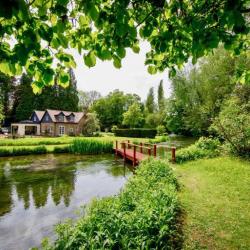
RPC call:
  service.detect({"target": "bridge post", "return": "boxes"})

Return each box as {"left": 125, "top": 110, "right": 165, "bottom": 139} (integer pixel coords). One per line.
{"left": 133, "top": 145, "right": 136, "bottom": 166}
{"left": 171, "top": 147, "right": 176, "bottom": 163}
{"left": 128, "top": 140, "right": 130, "bottom": 149}
{"left": 148, "top": 148, "right": 151, "bottom": 157}
{"left": 140, "top": 142, "right": 143, "bottom": 153}
{"left": 115, "top": 141, "right": 118, "bottom": 155}
{"left": 153, "top": 144, "right": 157, "bottom": 157}
{"left": 123, "top": 143, "right": 126, "bottom": 164}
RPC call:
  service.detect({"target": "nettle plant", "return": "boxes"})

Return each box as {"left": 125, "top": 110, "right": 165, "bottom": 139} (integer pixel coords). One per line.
{"left": 0, "top": 0, "right": 249, "bottom": 93}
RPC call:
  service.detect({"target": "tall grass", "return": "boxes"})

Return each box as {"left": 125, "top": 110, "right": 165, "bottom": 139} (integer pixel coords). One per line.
{"left": 69, "top": 139, "right": 113, "bottom": 154}
{"left": 41, "top": 159, "right": 181, "bottom": 249}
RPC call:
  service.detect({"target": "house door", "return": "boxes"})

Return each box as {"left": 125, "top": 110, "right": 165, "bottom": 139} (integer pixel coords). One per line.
{"left": 59, "top": 126, "right": 65, "bottom": 136}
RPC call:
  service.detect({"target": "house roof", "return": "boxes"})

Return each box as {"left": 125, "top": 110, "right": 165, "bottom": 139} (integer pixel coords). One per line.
{"left": 44, "top": 109, "right": 85, "bottom": 123}
{"left": 14, "top": 120, "right": 38, "bottom": 124}
{"left": 33, "top": 111, "right": 45, "bottom": 121}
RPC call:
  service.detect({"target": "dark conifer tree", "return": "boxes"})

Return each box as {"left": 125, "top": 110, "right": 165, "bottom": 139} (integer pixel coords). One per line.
{"left": 157, "top": 80, "right": 165, "bottom": 111}
{"left": 145, "top": 87, "right": 155, "bottom": 113}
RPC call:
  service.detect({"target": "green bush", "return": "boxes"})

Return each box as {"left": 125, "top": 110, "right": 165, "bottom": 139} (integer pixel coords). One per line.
{"left": 149, "top": 135, "right": 169, "bottom": 144}
{"left": 211, "top": 85, "right": 250, "bottom": 156}
{"left": 111, "top": 125, "right": 118, "bottom": 133}
{"left": 41, "top": 159, "right": 181, "bottom": 250}
{"left": 157, "top": 125, "right": 166, "bottom": 135}
{"left": 114, "top": 128, "right": 157, "bottom": 138}
{"left": 176, "top": 137, "right": 221, "bottom": 163}
{"left": 69, "top": 139, "right": 113, "bottom": 154}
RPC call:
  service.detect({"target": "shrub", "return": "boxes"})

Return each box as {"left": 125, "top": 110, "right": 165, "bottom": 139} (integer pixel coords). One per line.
{"left": 69, "top": 139, "right": 113, "bottom": 154}
{"left": 41, "top": 159, "right": 181, "bottom": 250}
{"left": 176, "top": 137, "right": 221, "bottom": 163}
{"left": 111, "top": 125, "right": 118, "bottom": 133}
{"left": 211, "top": 85, "right": 250, "bottom": 156}
{"left": 157, "top": 125, "right": 166, "bottom": 135}
{"left": 82, "top": 113, "right": 100, "bottom": 136}
{"left": 149, "top": 135, "right": 169, "bottom": 144}
{"left": 114, "top": 128, "right": 157, "bottom": 138}
{"left": 195, "top": 136, "right": 221, "bottom": 150}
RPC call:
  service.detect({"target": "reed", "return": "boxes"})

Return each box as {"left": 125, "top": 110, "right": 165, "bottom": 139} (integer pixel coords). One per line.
{"left": 69, "top": 139, "right": 113, "bottom": 154}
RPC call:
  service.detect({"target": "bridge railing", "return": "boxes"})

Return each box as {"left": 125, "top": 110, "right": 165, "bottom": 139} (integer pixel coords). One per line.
{"left": 115, "top": 140, "right": 153, "bottom": 166}
{"left": 115, "top": 140, "right": 176, "bottom": 163}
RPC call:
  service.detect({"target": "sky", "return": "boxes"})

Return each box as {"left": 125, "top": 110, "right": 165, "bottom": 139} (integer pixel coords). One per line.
{"left": 72, "top": 42, "right": 172, "bottom": 101}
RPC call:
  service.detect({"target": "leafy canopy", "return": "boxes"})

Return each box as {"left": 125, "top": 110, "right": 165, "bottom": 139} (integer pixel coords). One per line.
{"left": 122, "top": 102, "right": 144, "bottom": 128}
{"left": 0, "top": 0, "right": 249, "bottom": 92}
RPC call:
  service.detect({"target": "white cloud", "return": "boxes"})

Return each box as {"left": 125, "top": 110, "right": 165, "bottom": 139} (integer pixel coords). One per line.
{"left": 71, "top": 42, "right": 172, "bottom": 101}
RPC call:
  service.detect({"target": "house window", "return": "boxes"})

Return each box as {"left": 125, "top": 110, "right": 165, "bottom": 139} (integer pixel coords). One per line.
{"left": 59, "top": 126, "right": 65, "bottom": 135}
{"left": 34, "top": 116, "right": 37, "bottom": 122}
{"left": 69, "top": 127, "right": 74, "bottom": 133}
{"left": 58, "top": 114, "right": 64, "bottom": 122}
{"left": 69, "top": 115, "right": 74, "bottom": 122}
{"left": 45, "top": 115, "right": 49, "bottom": 122}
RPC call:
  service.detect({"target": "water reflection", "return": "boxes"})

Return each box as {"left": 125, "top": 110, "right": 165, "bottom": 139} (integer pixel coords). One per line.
{"left": 0, "top": 154, "right": 131, "bottom": 250}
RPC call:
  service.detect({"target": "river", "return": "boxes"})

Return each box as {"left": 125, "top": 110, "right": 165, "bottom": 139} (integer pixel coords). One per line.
{"left": 0, "top": 154, "right": 131, "bottom": 250}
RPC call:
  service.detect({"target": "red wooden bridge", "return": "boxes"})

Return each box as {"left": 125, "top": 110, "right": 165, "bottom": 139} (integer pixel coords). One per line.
{"left": 114, "top": 140, "right": 176, "bottom": 166}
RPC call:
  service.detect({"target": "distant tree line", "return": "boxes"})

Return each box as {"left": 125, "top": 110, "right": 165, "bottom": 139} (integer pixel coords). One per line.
{"left": 0, "top": 47, "right": 249, "bottom": 155}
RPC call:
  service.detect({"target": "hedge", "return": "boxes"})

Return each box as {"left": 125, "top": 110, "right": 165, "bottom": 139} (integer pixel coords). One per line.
{"left": 113, "top": 128, "right": 157, "bottom": 138}
{"left": 41, "top": 159, "right": 181, "bottom": 249}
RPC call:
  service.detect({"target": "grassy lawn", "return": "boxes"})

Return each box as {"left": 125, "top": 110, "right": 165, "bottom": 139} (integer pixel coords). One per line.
{"left": 1, "top": 144, "right": 70, "bottom": 152}
{"left": 0, "top": 134, "right": 153, "bottom": 147}
{"left": 175, "top": 157, "right": 250, "bottom": 250}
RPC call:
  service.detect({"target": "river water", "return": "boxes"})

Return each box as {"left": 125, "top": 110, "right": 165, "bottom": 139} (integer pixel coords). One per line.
{"left": 0, "top": 154, "right": 131, "bottom": 250}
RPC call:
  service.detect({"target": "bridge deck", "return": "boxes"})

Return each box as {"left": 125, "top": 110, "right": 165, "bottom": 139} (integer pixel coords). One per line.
{"left": 116, "top": 148, "right": 148, "bottom": 165}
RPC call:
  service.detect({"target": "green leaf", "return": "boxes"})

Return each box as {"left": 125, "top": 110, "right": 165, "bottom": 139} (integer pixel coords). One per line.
{"left": 98, "top": 49, "right": 112, "bottom": 60}
{"left": 147, "top": 66, "right": 157, "bottom": 75}
{"left": 0, "top": 61, "right": 13, "bottom": 75}
{"left": 57, "top": 34, "right": 68, "bottom": 48}
{"left": 58, "top": 72, "right": 70, "bottom": 87}
{"left": 42, "top": 68, "right": 54, "bottom": 85}
{"left": 50, "top": 36, "right": 59, "bottom": 49}
{"left": 132, "top": 44, "right": 140, "bottom": 54}
{"left": 128, "top": 26, "right": 137, "bottom": 39}
{"left": 79, "top": 15, "right": 89, "bottom": 26}
{"left": 113, "top": 56, "right": 121, "bottom": 69}
{"left": 116, "top": 24, "right": 127, "bottom": 37}
{"left": 31, "top": 81, "right": 43, "bottom": 94}
{"left": 117, "top": 47, "right": 126, "bottom": 58}
{"left": 89, "top": 5, "right": 99, "bottom": 21}
{"left": 84, "top": 51, "right": 96, "bottom": 67}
